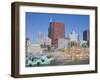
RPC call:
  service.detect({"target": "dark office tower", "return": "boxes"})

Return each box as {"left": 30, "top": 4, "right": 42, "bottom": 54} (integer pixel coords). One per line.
{"left": 83, "top": 30, "right": 90, "bottom": 41}
{"left": 48, "top": 22, "right": 65, "bottom": 47}
{"left": 83, "top": 30, "right": 90, "bottom": 47}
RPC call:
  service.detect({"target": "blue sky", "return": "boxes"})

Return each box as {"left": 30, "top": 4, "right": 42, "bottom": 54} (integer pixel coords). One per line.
{"left": 26, "top": 12, "right": 89, "bottom": 43}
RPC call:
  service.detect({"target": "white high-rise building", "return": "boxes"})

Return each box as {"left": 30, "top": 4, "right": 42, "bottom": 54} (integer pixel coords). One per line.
{"left": 38, "top": 32, "right": 43, "bottom": 45}
{"left": 45, "top": 37, "right": 51, "bottom": 46}
{"left": 69, "top": 31, "right": 78, "bottom": 42}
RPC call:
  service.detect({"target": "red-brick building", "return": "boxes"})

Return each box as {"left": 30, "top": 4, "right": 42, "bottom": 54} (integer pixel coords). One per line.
{"left": 48, "top": 22, "right": 65, "bottom": 47}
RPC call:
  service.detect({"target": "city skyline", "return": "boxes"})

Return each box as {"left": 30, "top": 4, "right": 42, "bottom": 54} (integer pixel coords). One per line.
{"left": 26, "top": 12, "right": 90, "bottom": 43}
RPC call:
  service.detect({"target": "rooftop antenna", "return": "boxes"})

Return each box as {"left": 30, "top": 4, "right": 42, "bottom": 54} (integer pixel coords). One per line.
{"left": 49, "top": 17, "right": 53, "bottom": 23}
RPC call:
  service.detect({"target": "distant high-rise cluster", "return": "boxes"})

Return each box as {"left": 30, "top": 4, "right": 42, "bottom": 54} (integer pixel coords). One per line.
{"left": 26, "top": 17, "right": 90, "bottom": 54}
{"left": 48, "top": 18, "right": 79, "bottom": 48}
{"left": 48, "top": 18, "right": 89, "bottom": 48}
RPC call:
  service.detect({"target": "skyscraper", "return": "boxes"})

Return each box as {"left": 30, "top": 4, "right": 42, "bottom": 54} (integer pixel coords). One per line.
{"left": 69, "top": 31, "right": 79, "bottom": 47}
{"left": 38, "top": 32, "right": 43, "bottom": 45}
{"left": 83, "top": 30, "right": 90, "bottom": 41}
{"left": 70, "top": 31, "right": 78, "bottom": 42}
{"left": 83, "top": 30, "right": 90, "bottom": 47}
{"left": 48, "top": 22, "right": 65, "bottom": 47}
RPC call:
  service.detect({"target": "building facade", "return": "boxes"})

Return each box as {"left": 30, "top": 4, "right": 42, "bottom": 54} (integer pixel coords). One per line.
{"left": 48, "top": 22, "right": 65, "bottom": 47}
{"left": 83, "top": 30, "right": 90, "bottom": 47}
{"left": 56, "top": 38, "right": 70, "bottom": 49}
{"left": 26, "top": 38, "right": 42, "bottom": 55}
{"left": 45, "top": 37, "right": 51, "bottom": 46}
{"left": 83, "top": 30, "right": 90, "bottom": 41}
{"left": 38, "top": 32, "right": 43, "bottom": 45}
{"left": 69, "top": 31, "right": 79, "bottom": 47}
{"left": 70, "top": 31, "right": 78, "bottom": 42}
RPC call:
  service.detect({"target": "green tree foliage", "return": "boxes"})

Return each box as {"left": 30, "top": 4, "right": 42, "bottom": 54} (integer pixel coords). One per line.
{"left": 82, "top": 42, "right": 88, "bottom": 48}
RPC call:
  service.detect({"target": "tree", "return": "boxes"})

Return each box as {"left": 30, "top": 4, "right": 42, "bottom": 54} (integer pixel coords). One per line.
{"left": 82, "top": 42, "right": 88, "bottom": 48}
